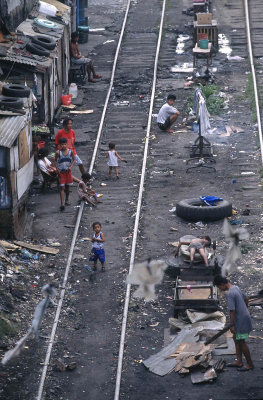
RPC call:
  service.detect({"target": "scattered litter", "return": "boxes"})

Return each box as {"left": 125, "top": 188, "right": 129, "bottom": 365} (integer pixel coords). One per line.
{"left": 194, "top": 221, "right": 205, "bottom": 228}
{"left": 149, "top": 322, "right": 160, "bottom": 327}
{"left": 241, "top": 171, "right": 255, "bottom": 176}
{"left": 21, "top": 249, "right": 38, "bottom": 260}
{"left": 103, "top": 39, "right": 115, "bottom": 44}
{"left": 96, "top": 193, "right": 103, "bottom": 198}
{"left": 169, "top": 207, "right": 176, "bottom": 213}
{"left": 168, "top": 241, "right": 179, "bottom": 247}
{"left": 229, "top": 219, "right": 243, "bottom": 225}
{"left": 113, "top": 101, "right": 129, "bottom": 106}
{"left": 170, "top": 227, "right": 178, "bottom": 232}
{"left": 227, "top": 55, "right": 244, "bottom": 61}
{"left": 171, "top": 63, "right": 194, "bottom": 73}
{"left": 191, "top": 367, "right": 217, "bottom": 384}
{"left": 100, "top": 182, "right": 107, "bottom": 187}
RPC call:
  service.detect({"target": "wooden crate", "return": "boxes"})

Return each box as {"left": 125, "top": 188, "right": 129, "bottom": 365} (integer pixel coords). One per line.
{"left": 194, "top": 20, "right": 218, "bottom": 49}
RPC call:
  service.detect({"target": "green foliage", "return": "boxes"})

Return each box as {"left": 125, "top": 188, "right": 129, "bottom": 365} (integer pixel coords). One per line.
{"left": 185, "top": 84, "right": 224, "bottom": 115}
{"left": 0, "top": 315, "right": 16, "bottom": 339}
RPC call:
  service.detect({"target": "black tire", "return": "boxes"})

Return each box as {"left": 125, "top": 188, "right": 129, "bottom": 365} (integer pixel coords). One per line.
{"left": 26, "top": 42, "right": 50, "bottom": 57}
{"left": 2, "top": 84, "right": 30, "bottom": 98}
{"left": 32, "top": 35, "right": 56, "bottom": 50}
{"left": 176, "top": 198, "right": 232, "bottom": 221}
{"left": 0, "top": 96, "right": 24, "bottom": 109}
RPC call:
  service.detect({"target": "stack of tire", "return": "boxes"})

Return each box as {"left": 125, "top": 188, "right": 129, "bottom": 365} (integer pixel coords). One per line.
{"left": 26, "top": 35, "right": 56, "bottom": 58}
{"left": 0, "top": 84, "right": 31, "bottom": 111}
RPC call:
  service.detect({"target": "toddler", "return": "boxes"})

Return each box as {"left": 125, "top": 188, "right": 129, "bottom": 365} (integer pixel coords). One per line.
{"left": 106, "top": 142, "right": 127, "bottom": 179}
{"left": 90, "top": 222, "right": 105, "bottom": 271}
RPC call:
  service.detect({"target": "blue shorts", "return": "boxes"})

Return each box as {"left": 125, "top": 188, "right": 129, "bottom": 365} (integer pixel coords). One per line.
{"left": 89, "top": 248, "right": 105, "bottom": 263}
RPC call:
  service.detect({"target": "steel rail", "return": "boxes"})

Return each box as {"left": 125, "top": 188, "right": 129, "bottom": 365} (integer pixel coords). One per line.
{"left": 244, "top": 0, "right": 263, "bottom": 165}
{"left": 113, "top": 0, "right": 167, "bottom": 399}
{"left": 36, "top": 0, "right": 132, "bottom": 398}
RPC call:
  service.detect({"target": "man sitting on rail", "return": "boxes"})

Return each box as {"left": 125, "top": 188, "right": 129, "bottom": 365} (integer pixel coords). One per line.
{"left": 175, "top": 236, "right": 211, "bottom": 267}
{"left": 157, "top": 94, "right": 180, "bottom": 133}
{"left": 70, "top": 31, "right": 102, "bottom": 83}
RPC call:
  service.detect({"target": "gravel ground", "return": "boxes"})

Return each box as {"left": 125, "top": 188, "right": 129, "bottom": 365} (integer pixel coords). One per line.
{"left": 0, "top": 0, "right": 263, "bottom": 399}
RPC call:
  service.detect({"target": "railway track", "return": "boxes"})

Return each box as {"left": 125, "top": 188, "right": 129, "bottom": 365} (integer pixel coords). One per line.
{"left": 2, "top": 1, "right": 263, "bottom": 399}
{"left": 34, "top": 0, "right": 168, "bottom": 399}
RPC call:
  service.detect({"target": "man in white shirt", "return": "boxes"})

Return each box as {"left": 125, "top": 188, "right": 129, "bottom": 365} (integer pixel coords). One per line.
{"left": 157, "top": 94, "right": 180, "bottom": 133}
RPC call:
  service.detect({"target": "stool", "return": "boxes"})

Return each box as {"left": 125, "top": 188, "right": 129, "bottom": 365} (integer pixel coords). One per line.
{"left": 193, "top": 42, "right": 212, "bottom": 67}
{"left": 69, "top": 64, "right": 86, "bottom": 82}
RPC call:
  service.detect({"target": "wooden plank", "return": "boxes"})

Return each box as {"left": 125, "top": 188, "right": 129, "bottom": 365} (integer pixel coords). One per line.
{"left": 0, "top": 240, "right": 20, "bottom": 251}
{"left": 14, "top": 240, "right": 60, "bottom": 255}
{"left": 18, "top": 128, "right": 30, "bottom": 169}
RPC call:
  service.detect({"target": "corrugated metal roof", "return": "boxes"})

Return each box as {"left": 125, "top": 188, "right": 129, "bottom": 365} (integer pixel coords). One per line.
{"left": 0, "top": 115, "right": 28, "bottom": 148}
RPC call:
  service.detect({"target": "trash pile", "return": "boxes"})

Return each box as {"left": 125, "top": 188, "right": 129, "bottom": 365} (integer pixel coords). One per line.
{"left": 143, "top": 310, "right": 235, "bottom": 384}
{"left": 0, "top": 240, "right": 59, "bottom": 356}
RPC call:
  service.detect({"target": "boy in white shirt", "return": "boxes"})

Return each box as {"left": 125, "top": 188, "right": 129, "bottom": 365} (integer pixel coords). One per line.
{"left": 157, "top": 94, "right": 180, "bottom": 133}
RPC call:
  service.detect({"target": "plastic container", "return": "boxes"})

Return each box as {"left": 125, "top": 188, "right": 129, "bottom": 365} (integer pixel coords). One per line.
{"left": 38, "top": 141, "right": 46, "bottom": 149}
{"left": 39, "top": 1, "right": 58, "bottom": 17}
{"left": 61, "top": 94, "right": 72, "bottom": 105}
{"left": 199, "top": 39, "right": 209, "bottom": 49}
{"left": 69, "top": 83, "right": 78, "bottom": 99}
{"left": 78, "top": 25, "right": 89, "bottom": 44}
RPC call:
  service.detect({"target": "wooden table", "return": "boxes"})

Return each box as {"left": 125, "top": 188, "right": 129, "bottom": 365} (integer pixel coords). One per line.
{"left": 193, "top": 42, "right": 212, "bottom": 67}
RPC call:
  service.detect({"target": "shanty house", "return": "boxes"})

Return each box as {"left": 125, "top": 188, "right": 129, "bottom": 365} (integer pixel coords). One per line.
{"left": 0, "top": 0, "right": 71, "bottom": 128}
{"left": 0, "top": 97, "right": 33, "bottom": 238}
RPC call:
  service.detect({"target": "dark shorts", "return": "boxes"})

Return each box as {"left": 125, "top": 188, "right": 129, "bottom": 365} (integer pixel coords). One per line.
{"left": 189, "top": 243, "right": 203, "bottom": 251}
{"left": 158, "top": 117, "right": 171, "bottom": 131}
{"left": 89, "top": 248, "right": 105, "bottom": 263}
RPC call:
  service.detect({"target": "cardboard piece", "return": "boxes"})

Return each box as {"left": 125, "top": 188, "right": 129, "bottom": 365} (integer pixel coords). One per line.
{"left": 197, "top": 13, "right": 212, "bottom": 25}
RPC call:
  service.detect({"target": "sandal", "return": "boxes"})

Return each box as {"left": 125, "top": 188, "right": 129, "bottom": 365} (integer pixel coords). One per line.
{"left": 237, "top": 366, "right": 254, "bottom": 372}
{"left": 93, "top": 74, "right": 102, "bottom": 79}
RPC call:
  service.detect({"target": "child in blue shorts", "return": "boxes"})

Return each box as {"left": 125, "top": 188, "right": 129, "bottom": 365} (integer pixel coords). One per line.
{"left": 90, "top": 222, "right": 105, "bottom": 271}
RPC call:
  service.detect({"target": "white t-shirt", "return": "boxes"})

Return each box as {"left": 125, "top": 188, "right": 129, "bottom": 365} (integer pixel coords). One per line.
{"left": 38, "top": 158, "right": 51, "bottom": 173}
{"left": 108, "top": 150, "right": 118, "bottom": 167}
{"left": 157, "top": 103, "right": 178, "bottom": 124}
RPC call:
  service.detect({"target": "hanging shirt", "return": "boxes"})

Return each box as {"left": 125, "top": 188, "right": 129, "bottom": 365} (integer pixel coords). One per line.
{"left": 92, "top": 232, "right": 104, "bottom": 249}
{"left": 108, "top": 150, "right": 118, "bottom": 167}
{"left": 57, "top": 149, "right": 73, "bottom": 172}
{"left": 157, "top": 103, "right": 178, "bottom": 124}
{"left": 55, "top": 129, "right": 76, "bottom": 155}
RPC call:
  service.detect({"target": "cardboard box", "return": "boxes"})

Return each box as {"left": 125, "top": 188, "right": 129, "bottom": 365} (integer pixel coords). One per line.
{"left": 197, "top": 13, "right": 212, "bottom": 25}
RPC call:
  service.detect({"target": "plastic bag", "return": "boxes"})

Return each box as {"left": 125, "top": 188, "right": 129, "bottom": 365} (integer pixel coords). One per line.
{"left": 61, "top": 94, "right": 72, "bottom": 106}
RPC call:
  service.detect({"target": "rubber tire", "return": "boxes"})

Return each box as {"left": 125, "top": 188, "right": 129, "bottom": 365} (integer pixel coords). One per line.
{"left": 2, "top": 84, "right": 30, "bottom": 98}
{"left": 0, "top": 96, "right": 24, "bottom": 109}
{"left": 26, "top": 42, "right": 50, "bottom": 57}
{"left": 176, "top": 198, "right": 232, "bottom": 221}
{"left": 32, "top": 35, "right": 56, "bottom": 50}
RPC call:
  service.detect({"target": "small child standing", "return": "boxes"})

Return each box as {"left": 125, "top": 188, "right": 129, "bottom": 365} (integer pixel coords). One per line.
{"left": 78, "top": 173, "right": 101, "bottom": 207}
{"left": 90, "top": 222, "right": 105, "bottom": 271}
{"left": 106, "top": 142, "right": 127, "bottom": 179}
{"left": 55, "top": 137, "right": 75, "bottom": 211}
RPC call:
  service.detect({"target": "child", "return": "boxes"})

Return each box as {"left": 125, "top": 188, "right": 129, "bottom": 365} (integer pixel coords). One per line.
{"left": 78, "top": 173, "right": 101, "bottom": 207}
{"left": 175, "top": 236, "right": 211, "bottom": 266}
{"left": 90, "top": 222, "right": 105, "bottom": 271}
{"left": 55, "top": 137, "right": 75, "bottom": 211}
{"left": 106, "top": 142, "right": 127, "bottom": 179}
{"left": 38, "top": 148, "right": 58, "bottom": 178}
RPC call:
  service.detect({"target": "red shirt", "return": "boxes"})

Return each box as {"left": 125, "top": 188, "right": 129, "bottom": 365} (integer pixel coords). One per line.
{"left": 55, "top": 129, "right": 76, "bottom": 155}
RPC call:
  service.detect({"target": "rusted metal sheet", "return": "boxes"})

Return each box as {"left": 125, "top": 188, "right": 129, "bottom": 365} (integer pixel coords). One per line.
{"left": 0, "top": 115, "right": 28, "bottom": 148}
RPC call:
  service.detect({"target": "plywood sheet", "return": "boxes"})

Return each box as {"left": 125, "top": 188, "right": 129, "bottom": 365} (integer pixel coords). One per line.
{"left": 179, "top": 288, "right": 211, "bottom": 300}
{"left": 18, "top": 128, "right": 30, "bottom": 169}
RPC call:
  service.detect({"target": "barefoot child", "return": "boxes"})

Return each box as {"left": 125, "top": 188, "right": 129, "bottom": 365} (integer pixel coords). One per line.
{"left": 106, "top": 142, "right": 127, "bottom": 179}
{"left": 90, "top": 222, "right": 105, "bottom": 271}
{"left": 78, "top": 173, "right": 101, "bottom": 207}
{"left": 55, "top": 137, "right": 75, "bottom": 211}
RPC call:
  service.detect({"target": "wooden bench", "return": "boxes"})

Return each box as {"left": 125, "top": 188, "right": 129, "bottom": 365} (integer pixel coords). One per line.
{"left": 193, "top": 42, "right": 212, "bottom": 67}
{"left": 68, "top": 64, "right": 86, "bottom": 82}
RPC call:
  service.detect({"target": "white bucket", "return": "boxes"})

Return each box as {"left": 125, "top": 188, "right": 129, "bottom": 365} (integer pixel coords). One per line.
{"left": 69, "top": 83, "right": 78, "bottom": 99}
{"left": 39, "top": 1, "right": 58, "bottom": 17}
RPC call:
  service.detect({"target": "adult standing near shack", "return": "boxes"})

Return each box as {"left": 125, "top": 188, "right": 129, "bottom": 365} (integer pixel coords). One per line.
{"left": 70, "top": 31, "right": 102, "bottom": 83}
{"left": 157, "top": 94, "right": 180, "bottom": 133}
{"left": 55, "top": 117, "right": 85, "bottom": 175}
{"left": 213, "top": 275, "right": 254, "bottom": 372}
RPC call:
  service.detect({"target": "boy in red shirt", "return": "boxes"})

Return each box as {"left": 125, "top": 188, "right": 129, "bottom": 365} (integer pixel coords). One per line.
{"left": 55, "top": 117, "right": 85, "bottom": 175}
{"left": 55, "top": 137, "right": 76, "bottom": 211}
